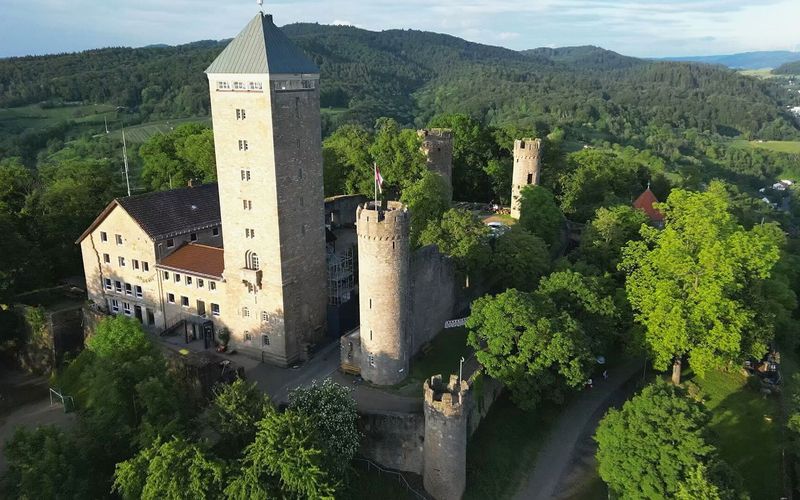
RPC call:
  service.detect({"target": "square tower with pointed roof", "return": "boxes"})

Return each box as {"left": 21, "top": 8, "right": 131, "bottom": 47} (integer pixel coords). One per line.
{"left": 206, "top": 13, "right": 327, "bottom": 365}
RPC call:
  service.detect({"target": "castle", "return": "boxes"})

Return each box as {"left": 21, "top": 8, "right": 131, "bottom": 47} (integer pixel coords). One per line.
{"left": 510, "top": 137, "right": 543, "bottom": 218}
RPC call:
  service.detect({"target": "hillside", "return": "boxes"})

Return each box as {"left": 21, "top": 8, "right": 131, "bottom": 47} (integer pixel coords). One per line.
{"left": 775, "top": 60, "right": 800, "bottom": 75}
{"left": 0, "top": 22, "right": 798, "bottom": 154}
{"left": 663, "top": 50, "right": 800, "bottom": 70}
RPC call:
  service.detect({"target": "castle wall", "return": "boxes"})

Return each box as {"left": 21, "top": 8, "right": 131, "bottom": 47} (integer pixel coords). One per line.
{"left": 325, "top": 194, "right": 368, "bottom": 228}
{"left": 357, "top": 202, "right": 411, "bottom": 385}
{"left": 358, "top": 410, "right": 425, "bottom": 474}
{"left": 423, "top": 374, "right": 469, "bottom": 500}
{"left": 409, "top": 245, "right": 456, "bottom": 355}
{"left": 418, "top": 129, "right": 453, "bottom": 196}
{"left": 511, "top": 138, "right": 542, "bottom": 219}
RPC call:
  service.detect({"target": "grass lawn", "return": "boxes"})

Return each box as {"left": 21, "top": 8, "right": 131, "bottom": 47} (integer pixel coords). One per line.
{"left": 0, "top": 103, "right": 115, "bottom": 133}
{"left": 686, "top": 368, "right": 782, "bottom": 499}
{"left": 731, "top": 139, "right": 800, "bottom": 155}
{"left": 386, "top": 327, "right": 470, "bottom": 397}
{"left": 465, "top": 395, "right": 560, "bottom": 499}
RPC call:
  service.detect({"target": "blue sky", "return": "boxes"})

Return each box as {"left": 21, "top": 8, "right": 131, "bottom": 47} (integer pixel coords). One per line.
{"left": 2, "top": 0, "right": 799, "bottom": 58}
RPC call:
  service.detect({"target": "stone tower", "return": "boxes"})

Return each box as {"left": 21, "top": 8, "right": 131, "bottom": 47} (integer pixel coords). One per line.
{"left": 423, "top": 374, "right": 469, "bottom": 500}
{"left": 205, "top": 13, "right": 327, "bottom": 365}
{"left": 356, "top": 201, "right": 410, "bottom": 385}
{"left": 510, "top": 138, "right": 543, "bottom": 219}
{"left": 418, "top": 129, "right": 454, "bottom": 197}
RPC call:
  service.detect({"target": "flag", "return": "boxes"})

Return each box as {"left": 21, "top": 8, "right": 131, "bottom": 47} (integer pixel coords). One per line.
{"left": 374, "top": 163, "right": 384, "bottom": 194}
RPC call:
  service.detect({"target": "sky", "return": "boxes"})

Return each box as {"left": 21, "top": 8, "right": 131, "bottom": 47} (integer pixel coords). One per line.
{"left": 2, "top": 0, "right": 800, "bottom": 58}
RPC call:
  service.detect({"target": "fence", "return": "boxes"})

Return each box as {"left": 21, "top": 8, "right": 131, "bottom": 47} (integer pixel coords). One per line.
{"left": 49, "top": 387, "right": 75, "bottom": 413}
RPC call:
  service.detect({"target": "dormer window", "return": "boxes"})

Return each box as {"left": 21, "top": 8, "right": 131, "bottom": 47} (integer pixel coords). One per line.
{"left": 248, "top": 82, "right": 262, "bottom": 91}
{"left": 216, "top": 81, "right": 230, "bottom": 90}
{"left": 233, "top": 81, "right": 245, "bottom": 90}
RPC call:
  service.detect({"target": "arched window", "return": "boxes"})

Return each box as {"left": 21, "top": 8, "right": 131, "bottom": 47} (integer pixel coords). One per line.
{"left": 245, "top": 251, "right": 260, "bottom": 270}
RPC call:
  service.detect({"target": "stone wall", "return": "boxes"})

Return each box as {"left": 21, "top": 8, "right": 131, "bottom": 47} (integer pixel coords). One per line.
{"left": 510, "top": 138, "right": 542, "bottom": 219}
{"left": 409, "top": 245, "right": 457, "bottom": 356}
{"left": 359, "top": 410, "right": 425, "bottom": 474}
{"left": 423, "top": 374, "right": 469, "bottom": 500}
{"left": 418, "top": 129, "right": 454, "bottom": 196}
{"left": 325, "top": 194, "right": 368, "bottom": 228}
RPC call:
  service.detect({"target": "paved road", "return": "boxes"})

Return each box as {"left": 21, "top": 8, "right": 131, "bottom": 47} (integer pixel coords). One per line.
{"left": 513, "top": 360, "right": 642, "bottom": 500}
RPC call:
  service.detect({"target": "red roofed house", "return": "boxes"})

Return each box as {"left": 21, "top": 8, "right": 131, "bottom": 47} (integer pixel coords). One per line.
{"left": 633, "top": 186, "right": 665, "bottom": 228}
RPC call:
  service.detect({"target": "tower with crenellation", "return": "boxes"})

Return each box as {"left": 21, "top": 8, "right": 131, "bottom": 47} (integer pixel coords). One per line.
{"left": 510, "top": 138, "right": 543, "bottom": 219}
{"left": 418, "top": 129, "right": 454, "bottom": 198}
{"left": 205, "top": 13, "right": 327, "bottom": 365}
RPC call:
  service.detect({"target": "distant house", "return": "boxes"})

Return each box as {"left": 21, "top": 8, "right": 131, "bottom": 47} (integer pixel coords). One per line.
{"left": 633, "top": 187, "right": 665, "bottom": 228}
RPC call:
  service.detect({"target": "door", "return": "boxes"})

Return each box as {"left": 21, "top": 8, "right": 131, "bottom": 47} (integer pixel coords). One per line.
{"left": 134, "top": 305, "right": 143, "bottom": 323}
{"left": 197, "top": 300, "right": 206, "bottom": 316}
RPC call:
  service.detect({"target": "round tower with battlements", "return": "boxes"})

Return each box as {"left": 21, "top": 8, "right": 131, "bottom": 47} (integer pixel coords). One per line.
{"left": 418, "top": 129, "right": 454, "bottom": 197}
{"left": 511, "top": 138, "right": 543, "bottom": 219}
{"left": 356, "top": 201, "right": 411, "bottom": 385}
{"left": 423, "top": 374, "right": 469, "bottom": 500}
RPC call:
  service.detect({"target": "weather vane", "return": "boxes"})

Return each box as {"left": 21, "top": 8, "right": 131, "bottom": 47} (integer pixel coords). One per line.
{"left": 257, "top": 0, "right": 263, "bottom": 13}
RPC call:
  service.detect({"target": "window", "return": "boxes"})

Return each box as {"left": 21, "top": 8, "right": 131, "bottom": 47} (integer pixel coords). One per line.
{"left": 261, "top": 311, "right": 269, "bottom": 322}
{"left": 118, "top": 256, "right": 126, "bottom": 267}
{"left": 163, "top": 271, "right": 170, "bottom": 280}
{"left": 248, "top": 81, "right": 263, "bottom": 91}
{"left": 244, "top": 332, "right": 252, "bottom": 343}
{"left": 246, "top": 228, "right": 255, "bottom": 238}
{"left": 123, "top": 302, "right": 132, "bottom": 316}
{"left": 125, "top": 283, "right": 132, "bottom": 296}
{"left": 298, "top": 168, "right": 303, "bottom": 180}
{"left": 216, "top": 81, "right": 230, "bottom": 90}
{"left": 186, "top": 276, "right": 192, "bottom": 286}
{"left": 243, "top": 200, "right": 252, "bottom": 210}
{"left": 174, "top": 273, "right": 181, "bottom": 283}
{"left": 233, "top": 81, "right": 245, "bottom": 90}
{"left": 209, "top": 281, "right": 217, "bottom": 291}
{"left": 132, "top": 259, "right": 139, "bottom": 270}
{"left": 198, "top": 278, "right": 204, "bottom": 288}
{"left": 242, "top": 307, "right": 250, "bottom": 317}
{"left": 238, "top": 139, "right": 249, "bottom": 151}
{"left": 369, "top": 298, "right": 372, "bottom": 309}
{"left": 301, "top": 224, "right": 306, "bottom": 236}
{"left": 247, "top": 251, "right": 259, "bottom": 270}
{"left": 211, "top": 303, "right": 220, "bottom": 316}
{"left": 104, "top": 278, "right": 112, "bottom": 291}
{"left": 115, "top": 280, "right": 122, "bottom": 293}
{"left": 181, "top": 296, "right": 189, "bottom": 308}
{"left": 103, "top": 253, "right": 110, "bottom": 263}
{"left": 167, "top": 239, "right": 175, "bottom": 248}
{"left": 236, "top": 108, "right": 246, "bottom": 120}
{"left": 301, "top": 79, "right": 315, "bottom": 89}
{"left": 370, "top": 329, "right": 373, "bottom": 341}
{"left": 190, "top": 233, "right": 197, "bottom": 242}
{"left": 115, "top": 234, "right": 123, "bottom": 245}
{"left": 240, "top": 169, "right": 251, "bottom": 181}
{"left": 167, "top": 293, "right": 175, "bottom": 304}
{"left": 527, "top": 173, "right": 533, "bottom": 184}
{"left": 368, "top": 354, "right": 375, "bottom": 367}
{"left": 135, "top": 285, "right": 143, "bottom": 298}
{"left": 212, "top": 228, "right": 220, "bottom": 237}
{"left": 262, "top": 334, "right": 270, "bottom": 347}
{"left": 100, "top": 231, "right": 108, "bottom": 242}
{"left": 111, "top": 299, "right": 120, "bottom": 313}
{"left": 143, "top": 261, "right": 149, "bottom": 272}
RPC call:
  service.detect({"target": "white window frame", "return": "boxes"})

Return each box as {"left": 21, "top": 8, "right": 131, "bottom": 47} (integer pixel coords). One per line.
{"left": 181, "top": 296, "right": 189, "bottom": 308}
{"left": 197, "top": 278, "right": 204, "bottom": 288}
{"left": 143, "top": 261, "right": 149, "bottom": 272}
{"left": 104, "top": 278, "right": 112, "bottom": 291}
{"left": 238, "top": 139, "right": 249, "bottom": 151}
{"left": 103, "top": 253, "right": 110, "bottom": 264}
{"left": 262, "top": 334, "right": 270, "bottom": 347}
{"left": 209, "top": 281, "right": 216, "bottom": 291}
{"left": 124, "top": 283, "right": 132, "bottom": 296}
{"left": 217, "top": 81, "right": 230, "bottom": 90}
{"left": 167, "top": 293, "right": 176, "bottom": 304}
{"left": 111, "top": 299, "right": 120, "bottom": 313}
{"left": 118, "top": 256, "right": 126, "bottom": 267}
{"left": 135, "top": 285, "right": 143, "bottom": 298}
{"left": 211, "top": 303, "right": 220, "bottom": 316}
{"left": 115, "top": 234, "right": 123, "bottom": 245}
{"left": 132, "top": 259, "right": 139, "bottom": 270}
{"left": 166, "top": 239, "right": 175, "bottom": 248}
{"left": 115, "top": 280, "right": 122, "bottom": 293}
{"left": 186, "top": 276, "right": 192, "bottom": 286}
{"left": 100, "top": 231, "right": 108, "bottom": 242}
{"left": 122, "top": 302, "right": 132, "bottom": 316}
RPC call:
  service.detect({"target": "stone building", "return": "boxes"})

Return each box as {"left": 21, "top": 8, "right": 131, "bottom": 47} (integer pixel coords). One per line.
{"left": 78, "top": 13, "right": 327, "bottom": 366}
{"left": 418, "top": 128, "right": 454, "bottom": 196}
{"left": 510, "top": 137, "right": 543, "bottom": 219}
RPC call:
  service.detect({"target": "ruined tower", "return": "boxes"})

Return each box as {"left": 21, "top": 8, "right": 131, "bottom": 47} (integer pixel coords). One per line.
{"left": 423, "top": 374, "right": 470, "bottom": 500}
{"left": 418, "top": 129, "right": 454, "bottom": 197}
{"left": 356, "top": 201, "right": 410, "bottom": 385}
{"left": 205, "top": 13, "right": 327, "bottom": 365}
{"left": 510, "top": 138, "right": 543, "bottom": 219}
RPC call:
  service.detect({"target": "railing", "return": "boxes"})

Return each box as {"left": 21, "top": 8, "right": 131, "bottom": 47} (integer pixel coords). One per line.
{"left": 49, "top": 388, "right": 75, "bottom": 413}
{"left": 352, "top": 458, "right": 428, "bottom": 499}
{"left": 160, "top": 319, "right": 186, "bottom": 337}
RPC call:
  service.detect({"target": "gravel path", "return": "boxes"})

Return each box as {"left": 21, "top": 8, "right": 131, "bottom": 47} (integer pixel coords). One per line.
{"left": 514, "top": 360, "right": 642, "bottom": 500}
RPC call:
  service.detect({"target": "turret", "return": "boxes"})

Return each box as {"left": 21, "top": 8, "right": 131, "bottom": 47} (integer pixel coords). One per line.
{"left": 510, "top": 138, "right": 543, "bottom": 219}
{"left": 356, "top": 201, "right": 410, "bottom": 385}
{"left": 418, "top": 129, "right": 454, "bottom": 198}
{"left": 423, "top": 374, "right": 470, "bottom": 500}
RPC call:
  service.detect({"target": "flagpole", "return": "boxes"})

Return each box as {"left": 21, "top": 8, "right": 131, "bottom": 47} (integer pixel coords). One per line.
{"left": 373, "top": 162, "right": 378, "bottom": 211}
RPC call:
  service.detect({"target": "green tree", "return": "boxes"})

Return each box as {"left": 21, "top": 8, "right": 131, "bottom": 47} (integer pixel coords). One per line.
{"left": 368, "top": 117, "right": 425, "bottom": 196}
{"left": 484, "top": 157, "right": 512, "bottom": 205}
{"left": 419, "top": 208, "right": 491, "bottom": 282}
{"left": 518, "top": 185, "right": 564, "bottom": 249}
{"left": 466, "top": 289, "right": 594, "bottom": 409}
{"left": 620, "top": 184, "right": 782, "bottom": 384}
{"left": 400, "top": 170, "right": 451, "bottom": 247}
{"left": 0, "top": 156, "right": 34, "bottom": 216}
{"left": 207, "top": 378, "right": 270, "bottom": 458}
{"left": 225, "top": 408, "right": 336, "bottom": 499}
{"left": 595, "top": 381, "right": 731, "bottom": 499}
{"left": 140, "top": 123, "right": 216, "bottom": 190}
{"left": 322, "top": 123, "right": 372, "bottom": 196}
{"left": 577, "top": 205, "right": 648, "bottom": 277}
{"left": 113, "top": 436, "right": 225, "bottom": 500}
{"left": 490, "top": 225, "right": 550, "bottom": 292}
{"left": 288, "top": 379, "right": 361, "bottom": 479}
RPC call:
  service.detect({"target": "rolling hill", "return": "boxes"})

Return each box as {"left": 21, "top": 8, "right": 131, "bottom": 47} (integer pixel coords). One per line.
{"left": 662, "top": 50, "right": 800, "bottom": 70}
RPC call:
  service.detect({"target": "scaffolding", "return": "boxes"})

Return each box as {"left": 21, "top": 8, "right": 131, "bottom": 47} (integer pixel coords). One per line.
{"left": 328, "top": 246, "right": 355, "bottom": 305}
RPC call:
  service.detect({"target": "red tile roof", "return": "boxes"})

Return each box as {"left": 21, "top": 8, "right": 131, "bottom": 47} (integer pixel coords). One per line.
{"left": 158, "top": 243, "right": 225, "bottom": 279}
{"left": 633, "top": 188, "right": 664, "bottom": 223}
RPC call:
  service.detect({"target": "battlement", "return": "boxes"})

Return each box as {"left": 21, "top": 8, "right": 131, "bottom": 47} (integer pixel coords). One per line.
{"left": 514, "top": 137, "right": 542, "bottom": 155}
{"left": 356, "top": 201, "right": 410, "bottom": 241}
{"left": 418, "top": 128, "right": 453, "bottom": 141}
{"left": 424, "top": 374, "right": 469, "bottom": 417}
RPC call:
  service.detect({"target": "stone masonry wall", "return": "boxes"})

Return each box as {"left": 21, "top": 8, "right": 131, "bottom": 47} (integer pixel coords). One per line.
{"left": 359, "top": 410, "right": 425, "bottom": 474}
{"left": 409, "top": 245, "right": 456, "bottom": 356}
{"left": 423, "top": 374, "right": 469, "bottom": 500}
{"left": 511, "top": 137, "right": 542, "bottom": 219}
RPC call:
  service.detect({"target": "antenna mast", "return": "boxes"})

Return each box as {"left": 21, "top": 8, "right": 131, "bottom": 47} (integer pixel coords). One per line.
{"left": 122, "top": 123, "right": 131, "bottom": 197}
{"left": 257, "top": 0, "right": 263, "bottom": 13}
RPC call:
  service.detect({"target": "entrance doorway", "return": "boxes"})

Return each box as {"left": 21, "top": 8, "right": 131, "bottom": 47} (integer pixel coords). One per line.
{"left": 134, "top": 305, "right": 143, "bottom": 323}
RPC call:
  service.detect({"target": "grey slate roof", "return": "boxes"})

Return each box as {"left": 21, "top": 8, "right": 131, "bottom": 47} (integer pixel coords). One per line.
{"left": 117, "top": 183, "right": 221, "bottom": 239}
{"left": 205, "top": 14, "right": 318, "bottom": 75}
